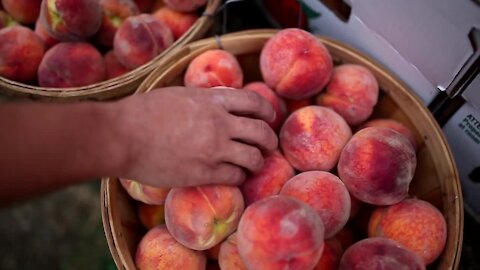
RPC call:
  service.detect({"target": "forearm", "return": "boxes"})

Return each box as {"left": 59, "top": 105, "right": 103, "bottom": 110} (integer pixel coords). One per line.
{"left": 0, "top": 100, "right": 129, "bottom": 205}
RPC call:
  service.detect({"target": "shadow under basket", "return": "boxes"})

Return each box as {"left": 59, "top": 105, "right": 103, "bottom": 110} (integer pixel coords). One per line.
{"left": 101, "top": 29, "right": 463, "bottom": 269}
{"left": 0, "top": 0, "right": 221, "bottom": 101}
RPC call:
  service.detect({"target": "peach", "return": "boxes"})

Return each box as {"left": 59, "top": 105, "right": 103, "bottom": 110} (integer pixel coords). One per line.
{"left": 316, "top": 64, "right": 379, "bottom": 126}
{"left": 280, "top": 105, "right": 352, "bottom": 171}
{"left": 164, "top": 185, "right": 244, "bottom": 250}
{"left": 184, "top": 49, "right": 244, "bottom": 88}
{"left": 0, "top": 26, "right": 45, "bottom": 82}
{"left": 39, "top": 0, "right": 102, "bottom": 41}
{"left": 339, "top": 237, "right": 425, "bottom": 270}
{"left": 164, "top": 0, "right": 207, "bottom": 12}
{"left": 153, "top": 6, "right": 197, "bottom": 40}
{"left": 286, "top": 98, "right": 312, "bottom": 114}
{"left": 38, "top": 42, "right": 106, "bottom": 87}
{"left": 244, "top": 82, "right": 288, "bottom": 131}
{"left": 218, "top": 232, "right": 247, "bottom": 270}
{"left": 260, "top": 28, "right": 333, "bottom": 100}
{"left": 314, "top": 238, "right": 343, "bottom": 270}
{"left": 120, "top": 178, "right": 170, "bottom": 205}
{"left": 133, "top": 0, "right": 154, "bottom": 12}
{"left": 96, "top": 0, "right": 139, "bottom": 47}
{"left": 359, "top": 118, "right": 417, "bottom": 150}
{"left": 280, "top": 171, "right": 351, "bottom": 238}
{"left": 337, "top": 127, "right": 417, "bottom": 205}
{"left": 237, "top": 195, "right": 325, "bottom": 270}
{"left": 104, "top": 50, "right": 130, "bottom": 79}
{"left": 1, "top": 0, "right": 41, "bottom": 24}
{"left": 138, "top": 203, "right": 165, "bottom": 229}
{"left": 368, "top": 198, "right": 447, "bottom": 265}
{"left": 113, "top": 13, "right": 173, "bottom": 69}
{"left": 34, "top": 19, "right": 59, "bottom": 49}
{"left": 135, "top": 225, "right": 207, "bottom": 270}
{"left": 240, "top": 151, "right": 295, "bottom": 206}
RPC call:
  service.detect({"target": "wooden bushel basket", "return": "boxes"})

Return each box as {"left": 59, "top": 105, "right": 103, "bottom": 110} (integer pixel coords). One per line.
{"left": 101, "top": 29, "right": 463, "bottom": 269}
{"left": 0, "top": 0, "right": 221, "bottom": 101}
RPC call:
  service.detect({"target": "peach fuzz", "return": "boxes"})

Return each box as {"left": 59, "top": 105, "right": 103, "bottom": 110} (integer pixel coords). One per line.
{"left": 316, "top": 64, "right": 379, "bottom": 126}
{"left": 240, "top": 151, "right": 295, "bottom": 206}
{"left": 368, "top": 198, "right": 447, "bottom": 265}
{"left": 39, "top": 0, "right": 102, "bottom": 41}
{"left": 237, "top": 195, "right": 325, "bottom": 270}
{"left": 1, "top": 0, "right": 41, "bottom": 24}
{"left": 120, "top": 178, "right": 170, "bottom": 205}
{"left": 280, "top": 105, "right": 352, "bottom": 171}
{"left": 339, "top": 237, "right": 425, "bottom": 270}
{"left": 280, "top": 171, "right": 351, "bottom": 238}
{"left": 35, "top": 19, "right": 59, "bottom": 49}
{"left": 114, "top": 14, "right": 173, "bottom": 69}
{"left": 164, "top": 185, "right": 244, "bottom": 250}
{"left": 244, "top": 82, "right": 288, "bottom": 131}
{"left": 0, "top": 26, "right": 45, "bottom": 82}
{"left": 138, "top": 203, "right": 165, "bottom": 229}
{"left": 96, "top": 0, "right": 139, "bottom": 47}
{"left": 153, "top": 6, "right": 198, "bottom": 40}
{"left": 338, "top": 127, "right": 416, "bottom": 205}
{"left": 260, "top": 28, "right": 333, "bottom": 100}
{"left": 184, "top": 49, "right": 244, "bottom": 88}
{"left": 104, "top": 50, "right": 130, "bottom": 79}
{"left": 164, "top": 0, "right": 207, "bottom": 12}
{"left": 359, "top": 118, "right": 417, "bottom": 150}
{"left": 314, "top": 238, "right": 343, "bottom": 270}
{"left": 37, "top": 42, "right": 105, "bottom": 88}
{"left": 218, "top": 232, "right": 247, "bottom": 270}
{"left": 135, "top": 225, "right": 207, "bottom": 270}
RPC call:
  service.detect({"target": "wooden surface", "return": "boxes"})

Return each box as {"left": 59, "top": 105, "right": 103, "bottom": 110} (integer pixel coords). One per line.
{"left": 102, "top": 29, "right": 463, "bottom": 270}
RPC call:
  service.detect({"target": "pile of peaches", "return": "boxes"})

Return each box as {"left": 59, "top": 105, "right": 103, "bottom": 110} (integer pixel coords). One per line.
{"left": 121, "top": 28, "right": 447, "bottom": 270}
{"left": 0, "top": 0, "right": 205, "bottom": 88}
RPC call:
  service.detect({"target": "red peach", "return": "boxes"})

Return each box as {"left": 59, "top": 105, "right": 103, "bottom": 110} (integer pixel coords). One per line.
{"left": 184, "top": 49, "right": 244, "bottom": 88}
{"left": 280, "top": 105, "right": 352, "bottom": 171}
{"left": 0, "top": 25, "right": 45, "bottom": 82}
{"left": 338, "top": 127, "right": 417, "bottom": 205}
{"left": 113, "top": 13, "right": 173, "bottom": 69}
{"left": 135, "top": 225, "right": 207, "bottom": 270}
{"left": 138, "top": 203, "right": 165, "bottom": 229}
{"left": 237, "top": 195, "right": 325, "bottom": 270}
{"left": 164, "top": 185, "right": 245, "bottom": 250}
{"left": 240, "top": 151, "right": 295, "bottom": 206}
{"left": 96, "top": 0, "right": 139, "bottom": 47}
{"left": 218, "top": 232, "right": 247, "bottom": 270}
{"left": 280, "top": 171, "right": 351, "bottom": 238}
{"left": 314, "top": 238, "right": 343, "bottom": 270}
{"left": 153, "top": 6, "right": 198, "bottom": 40}
{"left": 104, "top": 50, "right": 131, "bottom": 79}
{"left": 260, "top": 28, "right": 333, "bottom": 100}
{"left": 368, "top": 198, "right": 447, "bottom": 265}
{"left": 120, "top": 178, "right": 170, "bottom": 205}
{"left": 1, "top": 0, "right": 41, "bottom": 24}
{"left": 164, "top": 0, "right": 207, "bottom": 12}
{"left": 359, "top": 118, "right": 417, "bottom": 150}
{"left": 34, "top": 19, "right": 59, "bottom": 49}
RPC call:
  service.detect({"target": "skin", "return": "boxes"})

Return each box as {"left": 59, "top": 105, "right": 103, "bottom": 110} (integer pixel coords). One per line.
{"left": 0, "top": 87, "right": 277, "bottom": 206}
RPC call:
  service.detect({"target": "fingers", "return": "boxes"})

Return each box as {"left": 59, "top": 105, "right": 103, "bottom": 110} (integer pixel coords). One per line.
{"left": 211, "top": 89, "right": 276, "bottom": 123}
{"left": 210, "top": 163, "right": 246, "bottom": 186}
{"left": 220, "top": 141, "right": 265, "bottom": 174}
{"left": 228, "top": 116, "right": 278, "bottom": 153}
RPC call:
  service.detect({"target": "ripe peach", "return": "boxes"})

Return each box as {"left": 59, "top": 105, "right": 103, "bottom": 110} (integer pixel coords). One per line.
{"left": 104, "top": 50, "right": 130, "bottom": 79}
{"left": 38, "top": 42, "right": 106, "bottom": 88}
{"left": 280, "top": 171, "right": 351, "bottom": 238}
{"left": 0, "top": 26, "right": 45, "bottom": 82}
{"left": 164, "top": 185, "right": 244, "bottom": 250}
{"left": 316, "top": 64, "right": 379, "bottom": 126}
{"left": 138, "top": 203, "right": 165, "bottom": 229}
{"left": 260, "top": 28, "right": 333, "bottom": 100}
{"left": 96, "top": 0, "right": 139, "bottom": 47}
{"left": 120, "top": 178, "right": 170, "bottom": 205}
{"left": 164, "top": 0, "right": 207, "bottom": 12}
{"left": 39, "top": 0, "right": 102, "bottom": 41}
{"left": 153, "top": 6, "right": 197, "bottom": 40}
{"left": 240, "top": 151, "right": 295, "bottom": 206}
{"left": 314, "top": 238, "right": 343, "bottom": 270}
{"left": 218, "top": 232, "right": 247, "bottom": 270}
{"left": 244, "top": 82, "right": 288, "bottom": 131}
{"left": 237, "top": 195, "right": 325, "bottom": 270}
{"left": 35, "top": 19, "right": 59, "bottom": 49}
{"left": 113, "top": 14, "right": 173, "bottom": 69}
{"left": 359, "top": 118, "right": 417, "bottom": 150}
{"left": 280, "top": 105, "right": 352, "bottom": 171}
{"left": 338, "top": 127, "right": 417, "bottom": 205}
{"left": 135, "top": 225, "right": 207, "bottom": 270}
{"left": 368, "top": 198, "right": 447, "bottom": 265}
{"left": 1, "top": 0, "right": 41, "bottom": 24}
{"left": 184, "top": 49, "right": 244, "bottom": 88}
{"left": 339, "top": 237, "right": 425, "bottom": 270}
